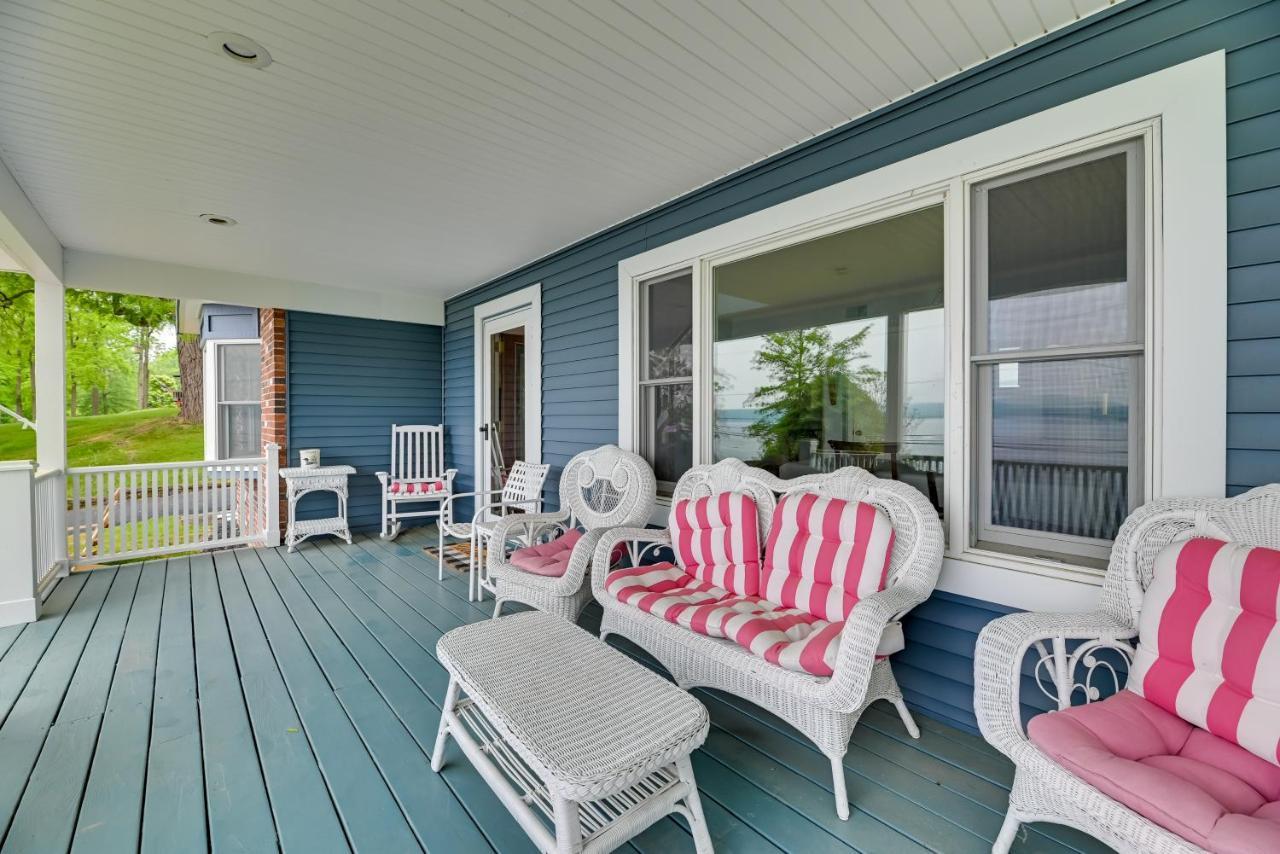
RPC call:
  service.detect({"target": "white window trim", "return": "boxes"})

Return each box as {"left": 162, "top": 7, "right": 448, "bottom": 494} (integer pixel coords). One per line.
{"left": 617, "top": 52, "right": 1226, "bottom": 612}
{"left": 203, "top": 337, "right": 262, "bottom": 461}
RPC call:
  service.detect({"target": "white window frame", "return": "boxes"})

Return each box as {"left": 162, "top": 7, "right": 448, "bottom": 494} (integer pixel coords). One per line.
{"left": 617, "top": 53, "right": 1226, "bottom": 612}
{"left": 203, "top": 338, "right": 262, "bottom": 461}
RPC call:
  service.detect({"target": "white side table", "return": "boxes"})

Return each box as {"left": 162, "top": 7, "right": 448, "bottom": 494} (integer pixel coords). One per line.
{"left": 279, "top": 464, "right": 357, "bottom": 552}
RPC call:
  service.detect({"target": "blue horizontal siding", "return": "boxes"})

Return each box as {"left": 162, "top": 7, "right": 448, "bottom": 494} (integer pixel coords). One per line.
{"left": 443, "top": 0, "right": 1280, "bottom": 731}
{"left": 287, "top": 311, "right": 443, "bottom": 533}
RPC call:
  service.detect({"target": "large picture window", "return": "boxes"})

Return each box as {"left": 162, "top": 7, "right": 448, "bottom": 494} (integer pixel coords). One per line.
{"left": 712, "top": 205, "right": 945, "bottom": 514}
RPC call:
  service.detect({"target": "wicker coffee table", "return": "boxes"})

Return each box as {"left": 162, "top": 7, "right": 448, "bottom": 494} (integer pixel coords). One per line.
{"left": 431, "top": 611, "right": 713, "bottom": 853}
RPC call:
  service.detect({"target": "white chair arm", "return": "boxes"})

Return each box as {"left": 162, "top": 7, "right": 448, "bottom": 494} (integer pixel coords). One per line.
{"left": 590, "top": 527, "right": 672, "bottom": 600}
{"left": 816, "top": 582, "right": 929, "bottom": 711}
{"left": 375, "top": 471, "right": 390, "bottom": 486}
{"left": 484, "top": 511, "right": 572, "bottom": 567}
{"left": 974, "top": 611, "right": 1136, "bottom": 761}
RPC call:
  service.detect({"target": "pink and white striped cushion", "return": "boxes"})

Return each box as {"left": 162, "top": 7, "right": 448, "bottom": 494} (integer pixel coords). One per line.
{"left": 761, "top": 493, "right": 894, "bottom": 621}
{"left": 1128, "top": 538, "right": 1280, "bottom": 767}
{"left": 388, "top": 479, "right": 446, "bottom": 496}
{"left": 669, "top": 492, "right": 762, "bottom": 596}
{"left": 605, "top": 564, "right": 843, "bottom": 676}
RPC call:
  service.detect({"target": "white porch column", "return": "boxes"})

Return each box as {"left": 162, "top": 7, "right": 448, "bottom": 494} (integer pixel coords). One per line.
{"left": 0, "top": 461, "right": 39, "bottom": 626}
{"left": 34, "top": 278, "right": 67, "bottom": 579}
{"left": 34, "top": 278, "right": 66, "bottom": 471}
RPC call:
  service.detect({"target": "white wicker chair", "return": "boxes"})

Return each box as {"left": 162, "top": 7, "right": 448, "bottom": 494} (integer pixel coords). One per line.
{"left": 375, "top": 424, "right": 456, "bottom": 540}
{"left": 437, "top": 460, "right": 550, "bottom": 600}
{"left": 486, "top": 445, "right": 656, "bottom": 621}
{"left": 974, "top": 485, "right": 1280, "bottom": 854}
{"left": 591, "top": 458, "right": 944, "bottom": 820}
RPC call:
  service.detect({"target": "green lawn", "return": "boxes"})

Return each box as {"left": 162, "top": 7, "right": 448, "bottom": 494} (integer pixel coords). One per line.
{"left": 0, "top": 406, "right": 204, "bottom": 467}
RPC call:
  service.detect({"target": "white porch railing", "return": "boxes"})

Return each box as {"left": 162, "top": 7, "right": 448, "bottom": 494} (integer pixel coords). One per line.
{"left": 66, "top": 443, "right": 280, "bottom": 566}
{"left": 33, "top": 467, "right": 64, "bottom": 598}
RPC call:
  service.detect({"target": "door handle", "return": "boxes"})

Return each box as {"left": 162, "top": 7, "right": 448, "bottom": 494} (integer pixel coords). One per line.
{"left": 478, "top": 424, "right": 489, "bottom": 437}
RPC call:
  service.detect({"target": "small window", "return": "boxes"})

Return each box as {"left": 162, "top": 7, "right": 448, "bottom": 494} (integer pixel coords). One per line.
{"left": 971, "top": 142, "right": 1144, "bottom": 564}
{"left": 637, "top": 270, "right": 693, "bottom": 494}
{"left": 215, "top": 342, "right": 262, "bottom": 459}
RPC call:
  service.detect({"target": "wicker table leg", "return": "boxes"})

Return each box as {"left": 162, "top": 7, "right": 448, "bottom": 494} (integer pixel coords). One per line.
{"left": 552, "top": 796, "right": 583, "bottom": 854}
{"left": 675, "top": 756, "right": 714, "bottom": 854}
{"left": 431, "top": 678, "right": 459, "bottom": 772}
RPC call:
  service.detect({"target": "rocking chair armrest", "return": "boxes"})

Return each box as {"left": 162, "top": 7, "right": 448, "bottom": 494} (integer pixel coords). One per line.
{"left": 974, "top": 611, "right": 1136, "bottom": 759}
{"left": 375, "top": 471, "right": 390, "bottom": 486}
{"left": 590, "top": 527, "right": 672, "bottom": 599}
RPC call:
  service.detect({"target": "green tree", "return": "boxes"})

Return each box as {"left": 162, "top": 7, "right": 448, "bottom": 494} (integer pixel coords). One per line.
{"left": 66, "top": 294, "right": 133, "bottom": 416}
{"left": 745, "top": 325, "right": 884, "bottom": 463}
{"left": 0, "top": 272, "right": 35, "bottom": 419}
{"left": 71, "top": 291, "right": 173, "bottom": 409}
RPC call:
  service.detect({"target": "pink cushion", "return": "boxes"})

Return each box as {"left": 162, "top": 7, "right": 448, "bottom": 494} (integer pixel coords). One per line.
{"left": 388, "top": 479, "right": 445, "bottom": 496}
{"left": 1129, "top": 539, "right": 1280, "bottom": 767}
{"left": 604, "top": 563, "right": 846, "bottom": 677}
{"left": 669, "top": 492, "right": 762, "bottom": 595}
{"left": 508, "top": 530, "right": 584, "bottom": 578}
{"left": 1029, "top": 690, "right": 1280, "bottom": 852}
{"left": 761, "top": 493, "right": 894, "bottom": 621}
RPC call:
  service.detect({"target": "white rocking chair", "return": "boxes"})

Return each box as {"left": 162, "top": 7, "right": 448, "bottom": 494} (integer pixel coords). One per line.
{"left": 438, "top": 460, "right": 550, "bottom": 600}
{"left": 375, "top": 424, "right": 456, "bottom": 540}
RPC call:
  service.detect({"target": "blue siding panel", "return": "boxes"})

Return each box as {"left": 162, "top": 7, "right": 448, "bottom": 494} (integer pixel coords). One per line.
{"left": 288, "top": 312, "right": 443, "bottom": 533}
{"left": 441, "top": 0, "right": 1280, "bottom": 730}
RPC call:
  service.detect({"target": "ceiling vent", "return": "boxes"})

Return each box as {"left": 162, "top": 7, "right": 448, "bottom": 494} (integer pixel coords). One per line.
{"left": 199, "top": 213, "right": 238, "bottom": 227}
{"left": 207, "top": 32, "right": 272, "bottom": 69}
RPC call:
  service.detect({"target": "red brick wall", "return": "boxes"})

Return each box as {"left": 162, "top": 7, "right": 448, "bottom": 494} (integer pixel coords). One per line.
{"left": 260, "top": 308, "right": 288, "bottom": 523}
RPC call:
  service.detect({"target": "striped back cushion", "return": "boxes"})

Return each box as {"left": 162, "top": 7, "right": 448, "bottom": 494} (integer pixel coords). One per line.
{"left": 761, "top": 493, "right": 895, "bottom": 621}
{"left": 1129, "top": 538, "right": 1280, "bottom": 766}
{"left": 669, "top": 492, "right": 762, "bottom": 596}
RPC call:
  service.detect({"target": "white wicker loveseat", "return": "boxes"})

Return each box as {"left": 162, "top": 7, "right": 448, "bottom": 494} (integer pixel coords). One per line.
{"left": 591, "top": 458, "right": 944, "bottom": 820}
{"left": 975, "top": 485, "right": 1280, "bottom": 854}
{"left": 486, "top": 445, "right": 656, "bottom": 621}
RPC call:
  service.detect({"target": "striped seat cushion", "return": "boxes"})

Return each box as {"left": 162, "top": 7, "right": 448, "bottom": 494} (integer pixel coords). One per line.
{"left": 606, "top": 563, "right": 879, "bottom": 677}
{"left": 761, "top": 493, "right": 895, "bottom": 621}
{"left": 1129, "top": 538, "right": 1280, "bottom": 767}
{"left": 388, "top": 479, "right": 446, "bottom": 496}
{"left": 669, "top": 492, "right": 762, "bottom": 596}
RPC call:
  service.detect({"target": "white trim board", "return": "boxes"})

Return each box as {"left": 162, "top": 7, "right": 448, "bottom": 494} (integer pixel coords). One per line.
{"left": 64, "top": 250, "right": 444, "bottom": 326}
{"left": 472, "top": 284, "right": 542, "bottom": 492}
{"left": 616, "top": 52, "right": 1227, "bottom": 613}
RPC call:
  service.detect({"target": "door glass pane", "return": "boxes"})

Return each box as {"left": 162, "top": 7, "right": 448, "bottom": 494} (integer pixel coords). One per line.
{"left": 219, "top": 403, "right": 261, "bottom": 458}
{"left": 642, "top": 382, "right": 692, "bottom": 488}
{"left": 983, "top": 152, "right": 1138, "bottom": 352}
{"left": 712, "top": 205, "right": 945, "bottom": 512}
{"left": 490, "top": 328, "right": 526, "bottom": 478}
{"left": 218, "top": 343, "right": 259, "bottom": 402}
{"left": 645, "top": 271, "right": 693, "bottom": 380}
{"left": 983, "top": 356, "right": 1138, "bottom": 543}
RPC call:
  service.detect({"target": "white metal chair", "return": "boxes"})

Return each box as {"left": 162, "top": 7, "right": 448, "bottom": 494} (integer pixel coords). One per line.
{"left": 974, "top": 485, "right": 1280, "bottom": 854}
{"left": 375, "top": 424, "right": 456, "bottom": 541}
{"left": 486, "top": 445, "right": 656, "bottom": 621}
{"left": 438, "top": 460, "right": 550, "bottom": 600}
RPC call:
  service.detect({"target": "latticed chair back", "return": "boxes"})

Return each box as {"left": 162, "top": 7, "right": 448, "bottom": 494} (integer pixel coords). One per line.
{"left": 499, "top": 461, "right": 550, "bottom": 513}
{"left": 389, "top": 424, "right": 447, "bottom": 483}
{"left": 670, "top": 458, "right": 943, "bottom": 599}
{"left": 559, "top": 445, "right": 656, "bottom": 531}
{"left": 1100, "top": 484, "right": 1280, "bottom": 628}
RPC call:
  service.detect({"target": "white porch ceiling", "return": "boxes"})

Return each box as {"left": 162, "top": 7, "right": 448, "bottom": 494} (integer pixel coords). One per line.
{"left": 0, "top": 0, "right": 1116, "bottom": 302}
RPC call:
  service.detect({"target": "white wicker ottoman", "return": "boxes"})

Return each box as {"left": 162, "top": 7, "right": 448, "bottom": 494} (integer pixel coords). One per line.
{"left": 431, "top": 611, "right": 714, "bottom": 853}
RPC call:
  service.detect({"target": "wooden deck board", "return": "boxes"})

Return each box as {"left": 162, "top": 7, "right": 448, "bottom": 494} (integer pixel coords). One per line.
{"left": 0, "top": 527, "right": 1115, "bottom": 853}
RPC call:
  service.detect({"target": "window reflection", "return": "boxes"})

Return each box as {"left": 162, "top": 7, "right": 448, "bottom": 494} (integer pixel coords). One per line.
{"left": 712, "top": 205, "right": 945, "bottom": 514}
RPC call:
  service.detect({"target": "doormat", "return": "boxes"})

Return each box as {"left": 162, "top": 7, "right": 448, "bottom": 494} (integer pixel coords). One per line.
{"left": 424, "top": 541, "right": 474, "bottom": 575}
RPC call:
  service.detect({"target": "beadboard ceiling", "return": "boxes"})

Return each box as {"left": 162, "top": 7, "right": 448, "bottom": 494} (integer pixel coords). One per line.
{"left": 0, "top": 0, "right": 1116, "bottom": 301}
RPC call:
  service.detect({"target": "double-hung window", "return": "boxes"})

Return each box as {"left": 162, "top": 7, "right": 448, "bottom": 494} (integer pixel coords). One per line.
{"left": 204, "top": 340, "right": 262, "bottom": 460}
{"left": 636, "top": 270, "right": 694, "bottom": 495}
{"left": 971, "top": 142, "right": 1144, "bottom": 565}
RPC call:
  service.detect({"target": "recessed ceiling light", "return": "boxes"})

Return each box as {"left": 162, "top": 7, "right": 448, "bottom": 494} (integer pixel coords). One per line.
{"left": 199, "top": 213, "right": 238, "bottom": 227}
{"left": 207, "top": 32, "right": 272, "bottom": 69}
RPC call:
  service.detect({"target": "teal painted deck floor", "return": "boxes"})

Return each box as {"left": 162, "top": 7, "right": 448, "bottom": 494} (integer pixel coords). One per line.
{"left": 0, "top": 528, "right": 1111, "bottom": 853}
